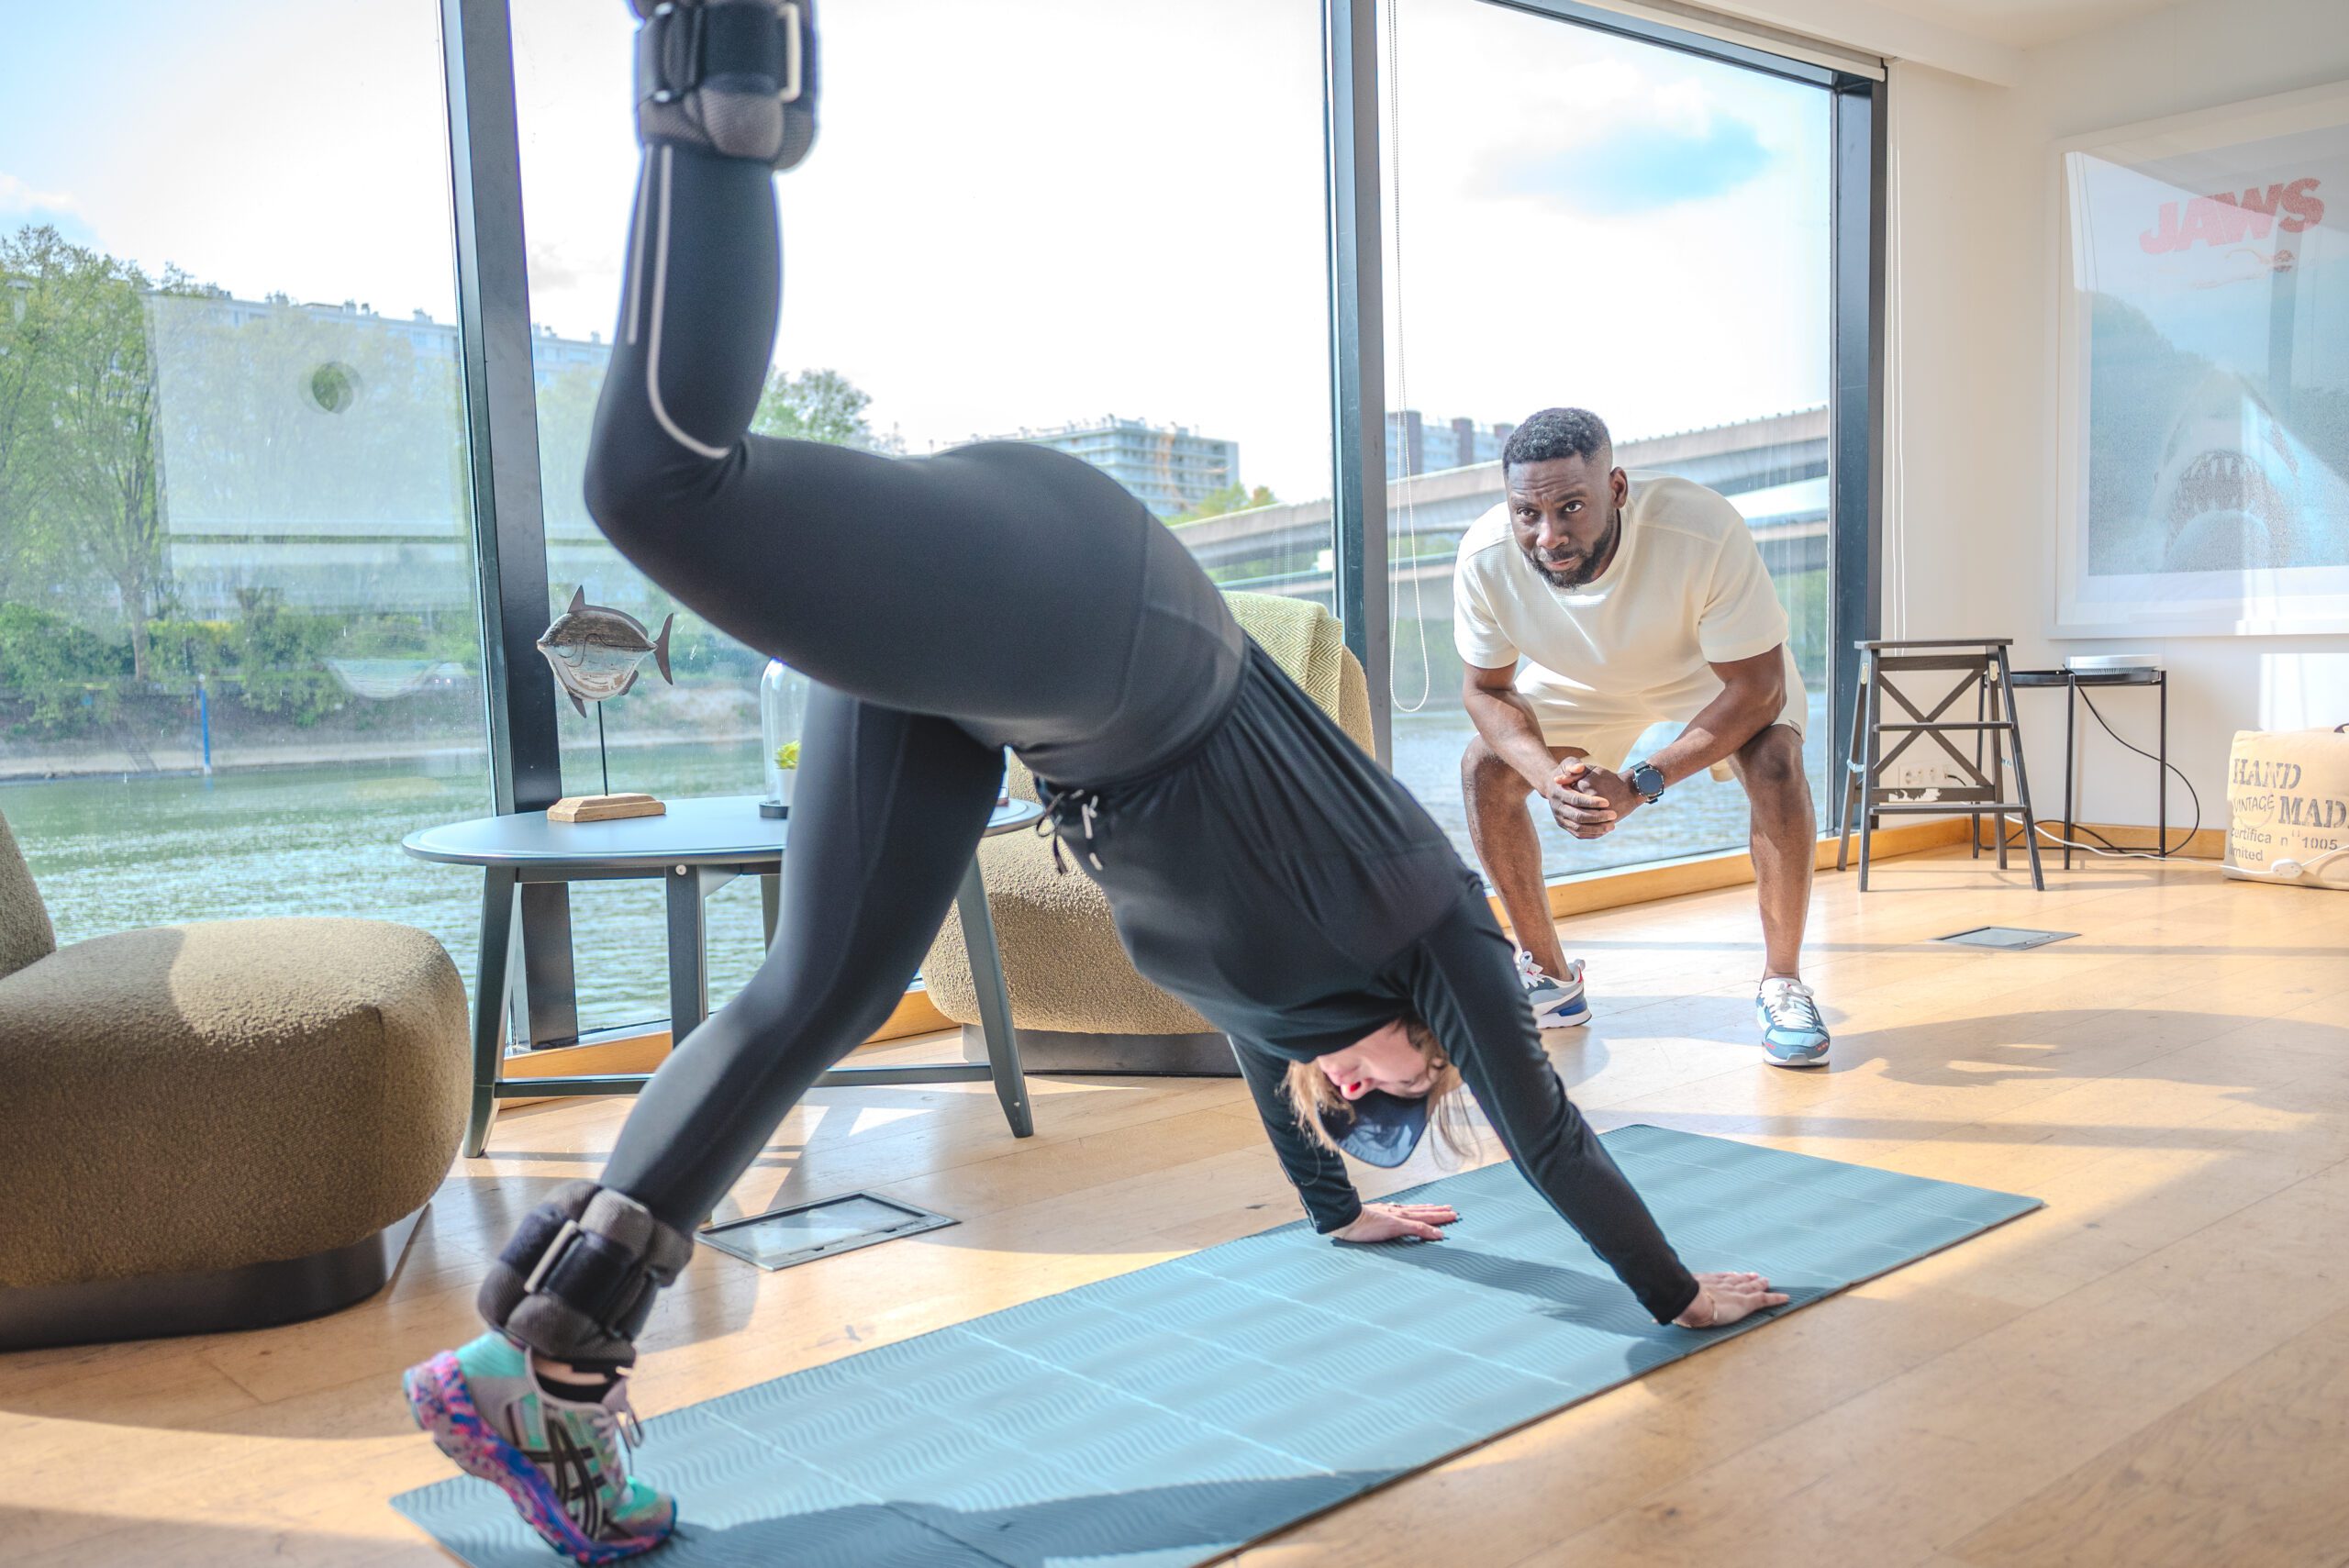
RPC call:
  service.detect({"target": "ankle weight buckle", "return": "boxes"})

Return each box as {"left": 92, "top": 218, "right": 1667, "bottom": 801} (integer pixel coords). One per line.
{"left": 520, "top": 1218, "right": 584, "bottom": 1296}
{"left": 641, "top": 3, "right": 803, "bottom": 106}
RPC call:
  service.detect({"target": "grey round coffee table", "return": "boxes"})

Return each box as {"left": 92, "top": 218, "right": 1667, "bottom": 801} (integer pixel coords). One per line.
{"left": 405, "top": 795, "right": 1045, "bottom": 1156}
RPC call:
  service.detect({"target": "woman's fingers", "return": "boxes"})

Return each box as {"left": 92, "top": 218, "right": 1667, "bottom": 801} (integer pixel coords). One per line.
{"left": 1679, "top": 1272, "right": 1789, "bottom": 1327}
{"left": 1715, "top": 1284, "right": 1787, "bottom": 1320}
{"left": 1722, "top": 1280, "right": 1786, "bottom": 1303}
{"left": 1336, "top": 1203, "right": 1462, "bottom": 1245}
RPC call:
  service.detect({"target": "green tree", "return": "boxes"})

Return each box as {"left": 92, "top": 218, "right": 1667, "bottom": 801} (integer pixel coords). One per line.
{"left": 0, "top": 226, "right": 188, "bottom": 679}
{"left": 228, "top": 586, "right": 341, "bottom": 723}
{"left": 53, "top": 261, "right": 172, "bottom": 681}
{"left": 0, "top": 228, "right": 82, "bottom": 606}
{"left": 0, "top": 603, "right": 128, "bottom": 736}
{"left": 1169, "top": 483, "right": 1277, "bottom": 525}
{"left": 751, "top": 367, "right": 899, "bottom": 451}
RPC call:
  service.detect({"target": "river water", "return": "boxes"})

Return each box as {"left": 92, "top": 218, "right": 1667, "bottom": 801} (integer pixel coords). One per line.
{"left": 3, "top": 698, "right": 1827, "bottom": 1034}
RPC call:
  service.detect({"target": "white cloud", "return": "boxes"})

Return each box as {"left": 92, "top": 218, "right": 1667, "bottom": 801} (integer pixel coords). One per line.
{"left": 0, "top": 171, "right": 79, "bottom": 215}
{"left": 1374, "top": 0, "right": 1832, "bottom": 447}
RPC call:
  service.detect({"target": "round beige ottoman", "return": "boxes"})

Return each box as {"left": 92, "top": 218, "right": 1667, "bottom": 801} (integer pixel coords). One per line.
{"left": 0, "top": 917, "right": 470, "bottom": 1348}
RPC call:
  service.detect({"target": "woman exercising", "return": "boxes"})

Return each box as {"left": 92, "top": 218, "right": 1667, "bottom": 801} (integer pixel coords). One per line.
{"left": 404, "top": 4, "right": 1784, "bottom": 1560}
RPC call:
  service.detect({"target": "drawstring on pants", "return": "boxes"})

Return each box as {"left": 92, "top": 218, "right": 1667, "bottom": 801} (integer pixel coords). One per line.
{"left": 1039, "top": 788, "right": 1105, "bottom": 874}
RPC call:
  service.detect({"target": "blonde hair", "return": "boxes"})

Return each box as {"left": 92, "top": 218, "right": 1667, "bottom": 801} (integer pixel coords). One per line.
{"left": 1283, "top": 1018, "right": 1477, "bottom": 1163}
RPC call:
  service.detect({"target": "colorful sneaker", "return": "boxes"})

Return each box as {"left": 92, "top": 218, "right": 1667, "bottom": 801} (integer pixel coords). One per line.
{"left": 1756, "top": 977, "right": 1831, "bottom": 1068}
{"left": 405, "top": 1332, "right": 674, "bottom": 1564}
{"left": 1517, "top": 950, "right": 1591, "bottom": 1029}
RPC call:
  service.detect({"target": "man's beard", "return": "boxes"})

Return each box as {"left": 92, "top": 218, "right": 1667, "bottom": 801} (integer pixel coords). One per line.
{"left": 1525, "top": 507, "right": 1620, "bottom": 588}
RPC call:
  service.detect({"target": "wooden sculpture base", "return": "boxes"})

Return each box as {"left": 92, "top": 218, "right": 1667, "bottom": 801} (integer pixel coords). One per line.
{"left": 549, "top": 793, "right": 666, "bottom": 823}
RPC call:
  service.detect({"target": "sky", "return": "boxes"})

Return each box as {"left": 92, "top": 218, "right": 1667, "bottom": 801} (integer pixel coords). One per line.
{"left": 3, "top": 0, "right": 1832, "bottom": 506}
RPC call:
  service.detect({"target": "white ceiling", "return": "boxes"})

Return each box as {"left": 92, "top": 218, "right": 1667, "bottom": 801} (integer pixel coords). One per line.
{"left": 1849, "top": 0, "right": 2186, "bottom": 50}
{"left": 1678, "top": 0, "right": 2194, "bottom": 84}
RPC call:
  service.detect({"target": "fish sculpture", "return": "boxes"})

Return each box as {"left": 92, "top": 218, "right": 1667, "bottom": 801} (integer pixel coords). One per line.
{"left": 537, "top": 586, "right": 675, "bottom": 717}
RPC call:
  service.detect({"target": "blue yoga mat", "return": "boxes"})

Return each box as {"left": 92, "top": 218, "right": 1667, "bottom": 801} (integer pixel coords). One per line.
{"left": 395, "top": 1126, "right": 2038, "bottom": 1567}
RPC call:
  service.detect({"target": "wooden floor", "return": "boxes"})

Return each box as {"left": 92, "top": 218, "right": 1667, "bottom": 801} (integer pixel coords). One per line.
{"left": 9, "top": 844, "right": 2349, "bottom": 1568}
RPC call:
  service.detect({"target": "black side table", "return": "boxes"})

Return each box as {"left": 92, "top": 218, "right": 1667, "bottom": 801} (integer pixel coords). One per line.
{"left": 2005, "top": 668, "right": 2167, "bottom": 868}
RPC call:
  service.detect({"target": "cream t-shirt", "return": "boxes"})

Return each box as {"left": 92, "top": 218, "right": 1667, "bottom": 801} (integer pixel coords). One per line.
{"left": 1452, "top": 472, "right": 1789, "bottom": 728}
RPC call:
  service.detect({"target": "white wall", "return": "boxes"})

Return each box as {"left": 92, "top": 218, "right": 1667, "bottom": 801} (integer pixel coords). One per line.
{"left": 1884, "top": 0, "right": 2349, "bottom": 838}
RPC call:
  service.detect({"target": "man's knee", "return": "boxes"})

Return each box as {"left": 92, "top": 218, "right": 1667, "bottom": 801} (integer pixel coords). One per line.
{"left": 1734, "top": 726, "right": 1809, "bottom": 798}
{"left": 1461, "top": 734, "right": 1530, "bottom": 803}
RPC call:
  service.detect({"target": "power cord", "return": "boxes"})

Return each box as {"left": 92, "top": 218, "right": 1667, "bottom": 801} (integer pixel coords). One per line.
{"left": 2263, "top": 845, "right": 2349, "bottom": 883}
{"left": 1987, "top": 685, "right": 2207, "bottom": 861}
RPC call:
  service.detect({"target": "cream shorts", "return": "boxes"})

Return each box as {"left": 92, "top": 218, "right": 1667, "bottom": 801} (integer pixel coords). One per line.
{"left": 1528, "top": 645, "right": 1807, "bottom": 769}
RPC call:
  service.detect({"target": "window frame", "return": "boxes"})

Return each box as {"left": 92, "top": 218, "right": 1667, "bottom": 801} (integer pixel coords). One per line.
{"left": 440, "top": 0, "right": 1885, "bottom": 1047}
{"left": 1328, "top": 0, "right": 1886, "bottom": 808}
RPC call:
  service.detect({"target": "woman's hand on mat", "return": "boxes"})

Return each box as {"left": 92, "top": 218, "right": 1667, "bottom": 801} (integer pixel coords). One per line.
{"left": 1547, "top": 761, "right": 1623, "bottom": 839}
{"left": 1332, "top": 1203, "right": 1460, "bottom": 1244}
{"left": 1672, "top": 1272, "right": 1789, "bottom": 1328}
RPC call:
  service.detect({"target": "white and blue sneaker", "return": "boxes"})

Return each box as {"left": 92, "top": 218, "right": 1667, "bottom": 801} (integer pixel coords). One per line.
{"left": 1517, "top": 950, "right": 1591, "bottom": 1029}
{"left": 1756, "top": 977, "right": 1830, "bottom": 1067}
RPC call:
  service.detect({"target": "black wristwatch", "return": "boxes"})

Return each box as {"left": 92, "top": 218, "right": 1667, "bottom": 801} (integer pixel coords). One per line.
{"left": 1627, "top": 758, "right": 1665, "bottom": 804}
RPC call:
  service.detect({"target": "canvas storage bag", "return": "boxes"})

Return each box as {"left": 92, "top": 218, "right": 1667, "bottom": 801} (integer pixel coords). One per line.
{"left": 2227, "top": 725, "right": 2349, "bottom": 888}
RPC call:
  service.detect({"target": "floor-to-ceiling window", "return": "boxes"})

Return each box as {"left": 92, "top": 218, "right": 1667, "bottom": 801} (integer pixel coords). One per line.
{"left": 0, "top": 3, "right": 493, "bottom": 978}
{"left": 507, "top": 0, "right": 1336, "bottom": 1031}
{"left": 1, "top": 2, "right": 1876, "bottom": 1040}
{"left": 1374, "top": 0, "right": 1838, "bottom": 878}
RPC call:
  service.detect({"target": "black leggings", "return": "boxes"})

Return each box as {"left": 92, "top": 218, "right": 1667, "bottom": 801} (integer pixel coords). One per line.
{"left": 579, "top": 145, "right": 1698, "bottom": 1326}
{"left": 584, "top": 146, "right": 1237, "bottom": 1224}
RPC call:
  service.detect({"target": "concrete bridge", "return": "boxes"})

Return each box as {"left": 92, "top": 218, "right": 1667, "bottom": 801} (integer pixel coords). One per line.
{"left": 1174, "top": 406, "right": 1830, "bottom": 601}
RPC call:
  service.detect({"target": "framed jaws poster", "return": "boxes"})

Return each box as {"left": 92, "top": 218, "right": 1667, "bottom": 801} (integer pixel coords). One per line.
{"left": 2054, "top": 82, "right": 2349, "bottom": 636}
